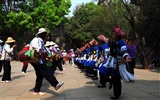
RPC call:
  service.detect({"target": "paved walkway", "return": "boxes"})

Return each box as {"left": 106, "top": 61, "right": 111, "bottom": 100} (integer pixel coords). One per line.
{"left": 0, "top": 61, "right": 159, "bottom": 100}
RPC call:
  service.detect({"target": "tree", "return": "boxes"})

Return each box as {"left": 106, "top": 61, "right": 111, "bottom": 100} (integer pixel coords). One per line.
{"left": 3, "top": 0, "right": 71, "bottom": 34}
{"left": 89, "top": 1, "right": 131, "bottom": 39}
{"left": 96, "top": 0, "right": 160, "bottom": 69}
{"left": 65, "top": 2, "right": 100, "bottom": 47}
{"left": 119, "top": 0, "right": 160, "bottom": 69}
{"left": 140, "top": 0, "right": 160, "bottom": 67}
{"left": 0, "top": 0, "right": 71, "bottom": 58}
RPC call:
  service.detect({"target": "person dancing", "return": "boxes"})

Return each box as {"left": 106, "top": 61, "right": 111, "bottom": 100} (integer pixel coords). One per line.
{"left": 29, "top": 28, "right": 64, "bottom": 95}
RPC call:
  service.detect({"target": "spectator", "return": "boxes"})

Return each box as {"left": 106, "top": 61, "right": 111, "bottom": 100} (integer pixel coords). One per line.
{"left": 126, "top": 39, "right": 137, "bottom": 75}
{"left": 68, "top": 49, "right": 72, "bottom": 65}
{"left": 1, "top": 37, "right": 16, "bottom": 83}
{"left": 62, "top": 50, "right": 67, "bottom": 65}
{"left": 21, "top": 44, "right": 30, "bottom": 74}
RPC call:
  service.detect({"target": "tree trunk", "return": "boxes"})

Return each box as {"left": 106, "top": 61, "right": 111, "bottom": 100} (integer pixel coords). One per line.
{"left": 143, "top": 54, "right": 149, "bottom": 69}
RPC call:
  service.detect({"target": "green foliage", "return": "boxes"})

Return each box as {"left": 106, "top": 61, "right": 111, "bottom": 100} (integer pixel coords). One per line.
{"left": 0, "top": 0, "right": 71, "bottom": 35}
{"left": 65, "top": 1, "right": 134, "bottom": 47}
{"left": 6, "top": 11, "right": 33, "bottom": 31}
{"left": 65, "top": 2, "right": 100, "bottom": 46}
{"left": 30, "top": 0, "right": 71, "bottom": 33}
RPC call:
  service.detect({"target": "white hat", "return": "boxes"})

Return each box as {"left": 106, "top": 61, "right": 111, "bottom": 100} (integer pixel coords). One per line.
{"left": 57, "top": 48, "right": 60, "bottom": 51}
{"left": 50, "top": 41, "right": 56, "bottom": 46}
{"left": 0, "top": 39, "right": 3, "bottom": 43}
{"left": 37, "top": 28, "right": 47, "bottom": 34}
{"left": 54, "top": 44, "right": 58, "bottom": 48}
{"left": 45, "top": 41, "right": 51, "bottom": 47}
{"left": 5, "top": 37, "right": 15, "bottom": 43}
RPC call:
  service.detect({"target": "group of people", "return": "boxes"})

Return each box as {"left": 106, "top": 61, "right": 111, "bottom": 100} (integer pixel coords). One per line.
{"left": 0, "top": 28, "right": 64, "bottom": 96}
{"left": 0, "top": 27, "right": 137, "bottom": 98}
{"left": 61, "top": 49, "right": 75, "bottom": 65}
{"left": 74, "top": 27, "right": 137, "bottom": 99}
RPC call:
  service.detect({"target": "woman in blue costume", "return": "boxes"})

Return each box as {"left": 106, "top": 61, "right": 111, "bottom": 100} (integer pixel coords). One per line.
{"left": 76, "top": 48, "right": 85, "bottom": 70}
{"left": 87, "top": 39, "right": 99, "bottom": 80}
{"left": 109, "top": 27, "right": 131, "bottom": 99}
{"left": 83, "top": 43, "right": 92, "bottom": 76}
{"left": 97, "top": 35, "right": 111, "bottom": 88}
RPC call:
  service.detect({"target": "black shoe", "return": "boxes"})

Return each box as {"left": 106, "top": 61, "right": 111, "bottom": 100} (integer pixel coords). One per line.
{"left": 110, "top": 96, "right": 119, "bottom": 99}
{"left": 97, "top": 85, "right": 106, "bottom": 88}
{"left": 130, "top": 80, "right": 134, "bottom": 83}
{"left": 92, "top": 77, "right": 98, "bottom": 80}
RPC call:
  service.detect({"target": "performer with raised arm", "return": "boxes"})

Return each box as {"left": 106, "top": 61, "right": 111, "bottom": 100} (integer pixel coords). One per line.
{"left": 29, "top": 28, "right": 64, "bottom": 95}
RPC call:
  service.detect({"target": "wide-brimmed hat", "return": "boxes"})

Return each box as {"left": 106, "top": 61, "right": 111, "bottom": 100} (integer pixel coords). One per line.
{"left": 5, "top": 37, "right": 15, "bottom": 43}
{"left": 37, "top": 28, "right": 47, "bottom": 34}
{"left": 45, "top": 41, "right": 51, "bottom": 47}
{"left": 0, "top": 39, "right": 3, "bottom": 43}
{"left": 50, "top": 41, "right": 56, "bottom": 46}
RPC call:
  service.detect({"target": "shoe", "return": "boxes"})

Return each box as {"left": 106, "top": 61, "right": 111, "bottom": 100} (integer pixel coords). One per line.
{"left": 55, "top": 81, "right": 64, "bottom": 90}
{"left": 1, "top": 81, "right": 5, "bottom": 83}
{"left": 59, "top": 69, "right": 63, "bottom": 71}
{"left": 110, "top": 96, "right": 119, "bottom": 99}
{"left": 92, "top": 77, "right": 98, "bottom": 80}
{"left": 1, "top": 80, "right": 10, "bottom": 83}
{"left": 33, "top": 92, "right": 45, "bottom": 96}
{"left": 5, "top": 80, "right": 10, "bottom": 83}
{"left": 21, "top": 72, "right": 25, "bottom": 74}
{"left": 97, "top": 85, "right": 106, "bottom": 88}
{"left": 130, "top": 80, "right": 134, "bottom": 83}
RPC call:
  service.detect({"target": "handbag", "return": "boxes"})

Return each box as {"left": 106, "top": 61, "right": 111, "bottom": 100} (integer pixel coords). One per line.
{"left": 5, "top": 52, "right": 12, "bottom": 61}
{"left": 18, "top": 50, "right": 32, "bottom": 62}
{"left": 18, "top": 49, "right": 40, "bottom": 63}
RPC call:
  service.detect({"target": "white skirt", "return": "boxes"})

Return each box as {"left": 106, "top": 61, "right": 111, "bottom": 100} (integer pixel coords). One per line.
{"left": 119, "top": 64, "right": 135, "bottom": 82}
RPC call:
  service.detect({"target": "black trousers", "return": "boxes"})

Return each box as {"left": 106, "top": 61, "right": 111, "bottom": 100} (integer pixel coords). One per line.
{"left": 0, "top": 60, "right": 2, "bottom": 72}
{"left": 21, "top": 62, "right": 28, "bottom": 73}
{"left": 57, "top": 59, "right": 63, "bottom": 71}
{"left": 99, "top": 72, "right": 110, "bottom": 86}
{"left": 21, "top": 66, "right": 28, "bottom": 72}
{"left": 53, "top": 59, "right": 63, "bottom": 71}
{"left": 128, "top": 58, "right": 136, "bottom": 75}
{"left": 31, "top": 63, "right": 59, "bottom": 92}
{"left": 111, "top": 76, "right": 121, "bottom": 98}
{"left": 2, "top": 60, "right": 11, "bottom": 81}
{"left": 68, "top": 58, "right": 72, "bottom": 64}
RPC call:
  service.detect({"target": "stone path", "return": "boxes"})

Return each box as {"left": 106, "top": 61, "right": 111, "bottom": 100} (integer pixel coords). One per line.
{"left": 0, "top": 61, "right": 159, "bottom": 100}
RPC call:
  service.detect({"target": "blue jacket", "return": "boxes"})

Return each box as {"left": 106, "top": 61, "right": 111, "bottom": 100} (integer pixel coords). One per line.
{"left": 98, "top": 61, "right": 110, "bottom": 75}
